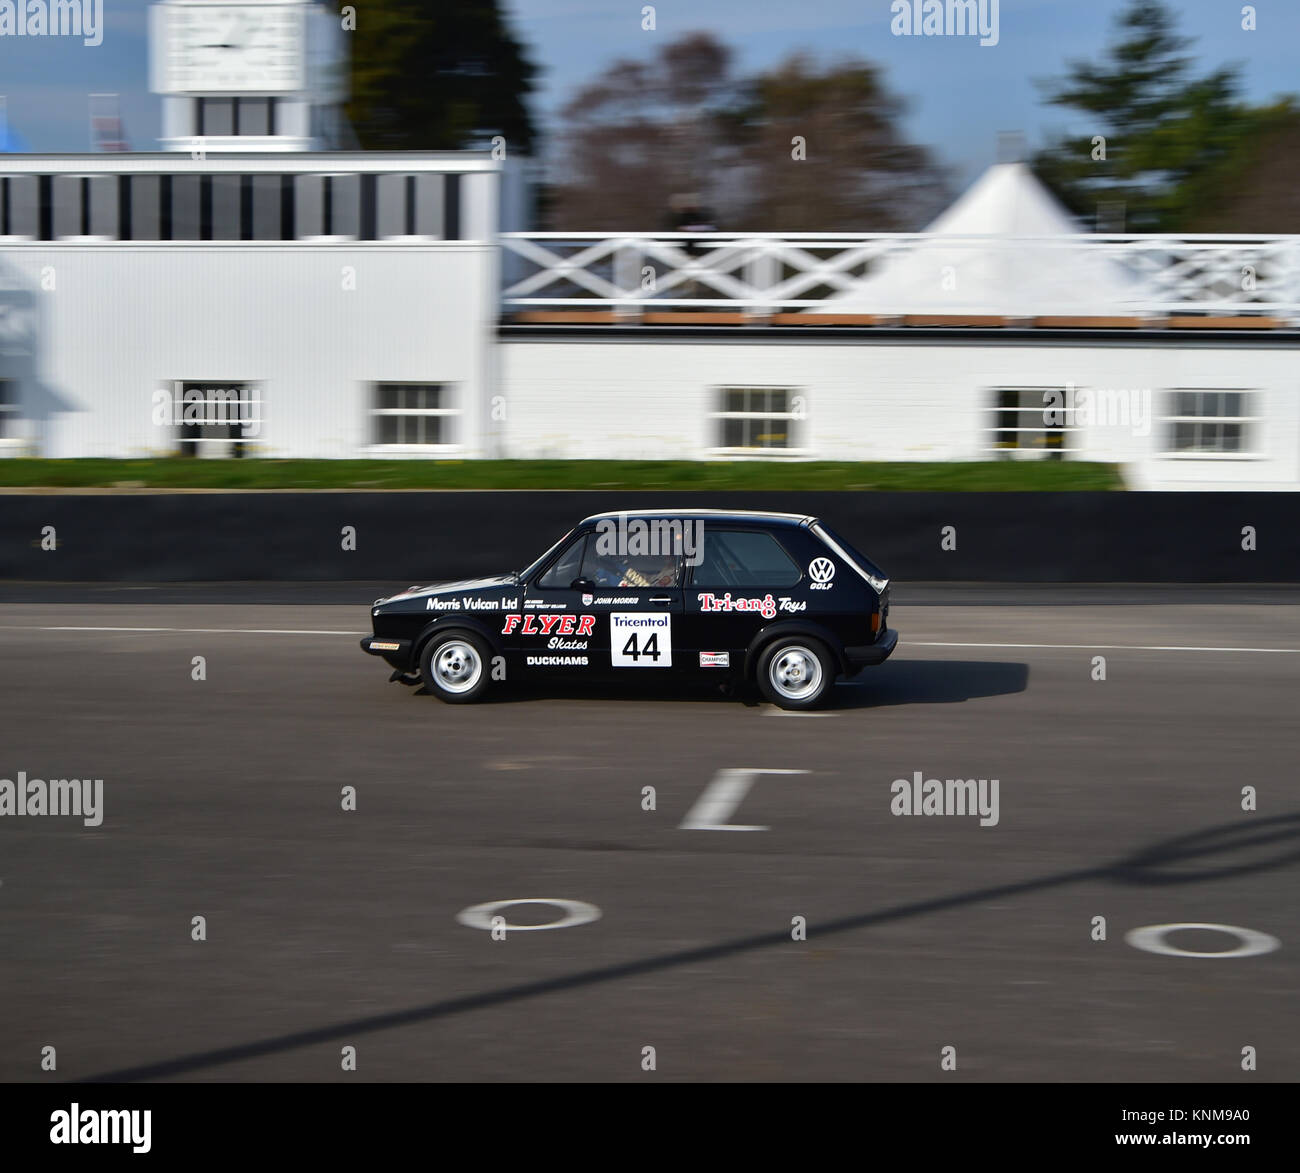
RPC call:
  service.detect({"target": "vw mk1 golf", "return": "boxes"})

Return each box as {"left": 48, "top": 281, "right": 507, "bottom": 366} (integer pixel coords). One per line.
{"left": 361, "top": 510, "right": 896, "bottom": 709}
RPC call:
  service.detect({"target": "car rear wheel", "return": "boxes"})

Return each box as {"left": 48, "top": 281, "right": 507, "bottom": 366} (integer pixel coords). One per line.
{"left": 420, "top": 631, "right": 492, "bottom": 704}
{"left": 756, "top": 637, "right": 834, "bottom": 710}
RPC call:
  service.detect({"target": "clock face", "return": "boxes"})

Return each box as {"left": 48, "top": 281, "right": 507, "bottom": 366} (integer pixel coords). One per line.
{"left": 159, "top": 3, "right": 305, "bottom": 94}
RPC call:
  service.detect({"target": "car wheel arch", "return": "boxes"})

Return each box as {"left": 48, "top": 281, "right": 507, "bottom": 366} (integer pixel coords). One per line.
{"left": 743, "top": 619, "right": 849, "bottom": 680}
{"left": 412, "top": 617, "right": 503, "bottom": 665}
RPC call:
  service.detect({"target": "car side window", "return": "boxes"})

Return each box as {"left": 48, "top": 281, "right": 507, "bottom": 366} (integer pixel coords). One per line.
{"left": 693, "top": 529, "right": 802, "bottom": 588}
{"left": 580, "top": 545, "right": 681, "bottom": 588}
{"left": 537, "top": 535, "right": 587, "bottom": 589}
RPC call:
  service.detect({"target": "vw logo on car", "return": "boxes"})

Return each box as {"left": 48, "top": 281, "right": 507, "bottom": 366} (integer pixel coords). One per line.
{"left": 809, "top": 556, "right": 836, "bottom": 589}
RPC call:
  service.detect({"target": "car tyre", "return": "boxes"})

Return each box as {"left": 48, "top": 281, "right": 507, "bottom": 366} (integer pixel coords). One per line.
{"left": 756, "top": 636, "right": 834, "bottom": 710}
{"left": 419, "top": 630, "right": 493, "bottom": 704}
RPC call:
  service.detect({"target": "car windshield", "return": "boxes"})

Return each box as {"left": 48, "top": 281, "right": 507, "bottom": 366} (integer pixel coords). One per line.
{"left": 518, "top": 528, "right": 576, "bottom": 584}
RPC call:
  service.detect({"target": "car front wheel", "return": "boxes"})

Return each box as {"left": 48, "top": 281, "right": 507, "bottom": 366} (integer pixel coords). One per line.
{"left": 756, "top": 637, "right": 835, "bottom": 710}
{"left": 419, "top": 630, "right": 492, "bottom": 704}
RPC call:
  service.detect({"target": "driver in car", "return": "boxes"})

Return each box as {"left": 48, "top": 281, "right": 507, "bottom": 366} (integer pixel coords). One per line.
{"left": 593, "top": 553, "right": 678, "bottom": 588}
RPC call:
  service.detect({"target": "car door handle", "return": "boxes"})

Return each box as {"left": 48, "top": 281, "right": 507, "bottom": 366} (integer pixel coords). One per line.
{"left": 649, "top": 596, "right": 673, "bottom": 605}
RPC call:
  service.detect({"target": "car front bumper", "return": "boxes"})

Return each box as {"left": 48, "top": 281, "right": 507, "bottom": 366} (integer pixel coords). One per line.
{"left": 360, "top": 635, "right": 414, "bottom": 669}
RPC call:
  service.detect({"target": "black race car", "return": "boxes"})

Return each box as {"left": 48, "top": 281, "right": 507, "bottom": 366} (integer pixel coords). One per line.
{"left": 361, "top": 509, "right": 896, "bottom": 709}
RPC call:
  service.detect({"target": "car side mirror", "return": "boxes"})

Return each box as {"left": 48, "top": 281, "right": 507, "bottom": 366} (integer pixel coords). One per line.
{"left": 570, "top": 578, "right": 595, "bottom": 591}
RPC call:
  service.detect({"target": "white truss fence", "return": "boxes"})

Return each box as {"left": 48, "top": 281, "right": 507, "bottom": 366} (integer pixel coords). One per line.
{"left": 500, "top": 232, "right": 1300, "bottom": 322}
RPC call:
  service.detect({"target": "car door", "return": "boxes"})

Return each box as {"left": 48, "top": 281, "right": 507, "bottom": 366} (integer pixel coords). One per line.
{"left": 517, "top": 530, "right": 685, "bottom": 678}
{"left": 506, "top": 531, "right": 597, "bottom": 675}
{"left": 681, "top": 527, "right": 806, "bottom": 672}
{"left": 575, "top": 528, "right": 684, "bottom": 676}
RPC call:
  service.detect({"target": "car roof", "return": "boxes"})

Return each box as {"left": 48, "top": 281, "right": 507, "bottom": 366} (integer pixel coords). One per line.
{"left": 579, "top": 509, "right": 815, "bottom": 529}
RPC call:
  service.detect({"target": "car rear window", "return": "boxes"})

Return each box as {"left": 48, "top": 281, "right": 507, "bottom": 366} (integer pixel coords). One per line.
{"left": 814, "top": 523, "right": 887, "bottom": 581}
{"left": 692, "top": 529, "right": 802, "bottom": 588}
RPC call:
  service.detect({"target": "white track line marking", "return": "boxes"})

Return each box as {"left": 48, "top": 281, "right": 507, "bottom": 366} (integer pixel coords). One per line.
{"left": 679, "top": 768, "right": 809, "bottom": 832}
{"left": 910, "top": 640, "right": 1300, "bottom": 654}
{"left": 0, "top": 625, "right": 363, "bottom": 636}
{"left": 764, "top": 709, "right": 839, "bottom": 717}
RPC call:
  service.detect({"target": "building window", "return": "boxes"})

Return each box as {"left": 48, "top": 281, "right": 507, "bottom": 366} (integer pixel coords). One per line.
{"left": 712, "top": 387, "right": 800, "bottom": 452}
{"left": 196, "top": 98, "right": 235, "bottom": 137}
{"left": 0, "top": 167, "right": 477, "bottom": 243}
{"left": 171, "top": 174, "right": 202, "bottom": 241}
{"left": 195, "top": 97, "right": 276, "bottom": 137}
{"left": 295, "top": 173, "right": 360, "bottom": 238}
{"left": 989, "top": 387, "right": 1072, "bottom": 459}
{"left": 170, "top": 382, "right": 263, "bottom": 458}
{"left": 1, "top": 175, "right": 39, "bottom": 238}
{"left": 1163, "top": 390, "right": 1256, "bottom": 456}
{"left": 371, "top": 383, "right": 456, "bottom": 447}
{"left": 0, "top": 380, "right": 19, "bottom": 440}
{"left": 50, "top": 174, "right": 117, "bottom": 239}
{"left": 376, "top": 173, "right": 445, "bottom": 238}
{"left": 238, "top": 98, "right": 273, "bottom": 137}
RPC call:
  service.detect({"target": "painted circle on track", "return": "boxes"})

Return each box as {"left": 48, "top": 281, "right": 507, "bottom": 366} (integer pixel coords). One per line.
{"left": 456, "top": 898, "right": 602, "bottom": 932}
{"left": 1125, "top": 922, "right": 1280, "bottom": 959}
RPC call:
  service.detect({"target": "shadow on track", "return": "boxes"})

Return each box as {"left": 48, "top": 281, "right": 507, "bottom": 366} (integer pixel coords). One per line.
{"left": 85, "top": 811, "right": 1300, "bottom": 1082}
{"left": 411, "top": 659, "right": 1028, "bottom": 711}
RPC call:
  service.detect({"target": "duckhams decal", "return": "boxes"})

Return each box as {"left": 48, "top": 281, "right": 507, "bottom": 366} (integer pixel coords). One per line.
{"left": 503, "top": 614, "right": 595, "bottom": 637}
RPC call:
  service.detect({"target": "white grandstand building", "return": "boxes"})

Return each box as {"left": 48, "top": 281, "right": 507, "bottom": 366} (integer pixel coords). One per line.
{"left": 0, "top": 0, "right": 1297, "bottom": 488}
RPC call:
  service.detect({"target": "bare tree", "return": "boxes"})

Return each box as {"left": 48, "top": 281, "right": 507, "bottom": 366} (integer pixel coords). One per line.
{"left": 547, "top": 33, "right": 949, "bottom": 232}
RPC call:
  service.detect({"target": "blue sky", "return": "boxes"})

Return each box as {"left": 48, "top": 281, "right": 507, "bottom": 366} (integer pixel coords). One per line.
{"left": 2, "top": 0, "right": 1297, "bottom": 188}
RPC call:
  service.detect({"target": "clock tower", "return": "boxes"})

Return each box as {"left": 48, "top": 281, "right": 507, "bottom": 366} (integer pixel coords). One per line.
{"left": 149, "top": 0, "right": 349, "bottom": 151}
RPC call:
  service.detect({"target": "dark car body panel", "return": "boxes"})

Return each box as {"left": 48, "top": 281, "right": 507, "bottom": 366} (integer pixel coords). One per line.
{"left": 364, "top": 510, "right": 895, "bottom": 688}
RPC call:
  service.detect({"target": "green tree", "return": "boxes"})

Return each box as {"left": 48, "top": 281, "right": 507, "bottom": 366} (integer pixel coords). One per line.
{"left": 1180, "top": 100, "right": 1300, "bottom": 232}
{"left": 1033, "top": 0, "right": 1251, "bottom": 231}
{"left": 346, "top": 0, "right": 537, "bottom": 153}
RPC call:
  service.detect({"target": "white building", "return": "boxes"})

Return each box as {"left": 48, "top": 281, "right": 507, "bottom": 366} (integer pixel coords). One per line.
{"left": 0, "top": 150, "right": 508, "bottom": 459}
{"left": 1, "top": 1, "right": 1298, "bottom": 487}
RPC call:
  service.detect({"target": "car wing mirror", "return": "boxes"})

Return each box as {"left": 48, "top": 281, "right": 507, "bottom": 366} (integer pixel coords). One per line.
{"left": 570, "top": 578, "right": 595, "bottom": 591}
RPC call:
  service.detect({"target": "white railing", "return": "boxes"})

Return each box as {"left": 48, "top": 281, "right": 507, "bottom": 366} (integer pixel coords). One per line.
{"left": 500, "top": 232, "right": 1300, "bottom": 323}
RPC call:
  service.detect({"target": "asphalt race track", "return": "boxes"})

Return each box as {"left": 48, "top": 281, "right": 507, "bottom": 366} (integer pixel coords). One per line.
{"left": 1, "top": 586, "right": 1297, "bottom": 1082}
